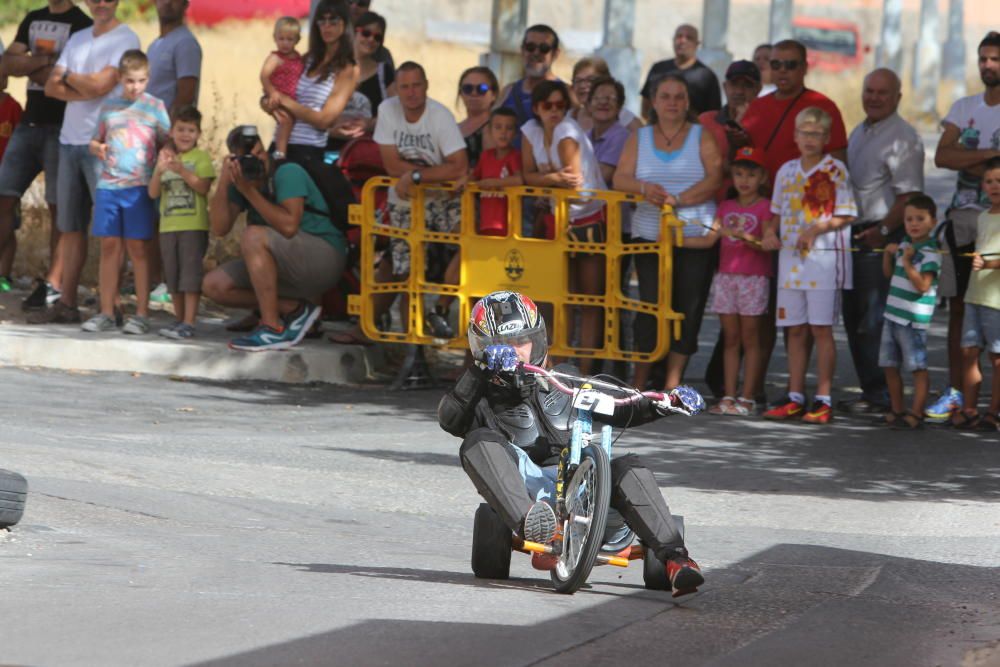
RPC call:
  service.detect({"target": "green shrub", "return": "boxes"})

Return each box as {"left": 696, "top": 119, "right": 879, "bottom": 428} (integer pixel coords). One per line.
{"left": 1, "top": 0, "right": 155, "bottom": 25}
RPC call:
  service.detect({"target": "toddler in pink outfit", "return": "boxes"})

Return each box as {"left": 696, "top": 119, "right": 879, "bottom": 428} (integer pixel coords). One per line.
{"left": 260, "top": 16, "right": 305, "bottom": 158}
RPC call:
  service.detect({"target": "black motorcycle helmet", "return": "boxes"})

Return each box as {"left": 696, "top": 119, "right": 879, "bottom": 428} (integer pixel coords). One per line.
{"left": 468, "top": 291, "right": 548, "bottom": 365}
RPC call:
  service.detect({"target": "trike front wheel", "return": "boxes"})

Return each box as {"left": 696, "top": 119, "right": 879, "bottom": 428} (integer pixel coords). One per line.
{"left": 550, "top": 444, "right": 611, "bottom": 594}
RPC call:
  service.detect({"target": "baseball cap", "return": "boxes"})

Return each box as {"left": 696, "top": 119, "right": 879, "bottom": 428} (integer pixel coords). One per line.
{"left": 725, "top": 60, "right": 761, "bottom": 83}
{"left": 731, "top": 146, "right": 767, "bottom": 169}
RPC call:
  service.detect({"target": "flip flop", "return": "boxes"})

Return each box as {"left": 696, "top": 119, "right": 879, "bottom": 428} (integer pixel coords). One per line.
{"left": 328, "top": 328, "right": 375, "bottom": 347}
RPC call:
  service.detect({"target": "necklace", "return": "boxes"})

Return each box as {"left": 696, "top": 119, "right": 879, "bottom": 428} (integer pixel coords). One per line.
{"left": 656, "top": 121, "right": 687, "bottom": 148}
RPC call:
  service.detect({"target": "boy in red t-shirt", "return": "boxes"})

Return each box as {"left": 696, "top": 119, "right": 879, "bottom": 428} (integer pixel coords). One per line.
{"left": 472, "top": 107, "right": 523, "bottom": 236}
{"left": 0, "top": 70, "right": 25, "bottom": 291}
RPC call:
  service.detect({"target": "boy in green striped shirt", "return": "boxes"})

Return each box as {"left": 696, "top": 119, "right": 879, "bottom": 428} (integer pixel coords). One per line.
{"left": 879, "top": 194, "right": 940, "bottom": 429}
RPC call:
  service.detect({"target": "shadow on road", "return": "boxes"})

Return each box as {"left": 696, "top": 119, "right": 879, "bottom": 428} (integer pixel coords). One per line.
{"left": 189, "top": 544, "right": 1000, "bottom": 667}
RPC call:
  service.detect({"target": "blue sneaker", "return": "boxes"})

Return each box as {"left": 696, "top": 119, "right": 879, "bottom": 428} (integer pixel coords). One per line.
{"left": 283, "top": 301, "right": 322, "bottom": 347}
{"left": 229, "top": 324, "right": 297, "bottom": 351}
{"left": 925, "top": 387, "right": 963, "bottom": 424}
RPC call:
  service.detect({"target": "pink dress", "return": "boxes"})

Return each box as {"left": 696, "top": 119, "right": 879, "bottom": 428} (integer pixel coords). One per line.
{"left": 269, "top": 51, "right": 305, "bottom": 97}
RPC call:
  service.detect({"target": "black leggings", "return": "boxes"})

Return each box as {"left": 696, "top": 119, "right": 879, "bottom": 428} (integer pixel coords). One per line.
{"left": 634, "top": 245, "right": 715, "bottom": 357}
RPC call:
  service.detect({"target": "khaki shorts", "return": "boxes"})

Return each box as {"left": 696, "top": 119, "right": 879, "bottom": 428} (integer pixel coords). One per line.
{"left": 221, "top": 227, "right": 345, "bottom": 300}
{"left": 938, "top": 208, "right": 980, "bottom": 299}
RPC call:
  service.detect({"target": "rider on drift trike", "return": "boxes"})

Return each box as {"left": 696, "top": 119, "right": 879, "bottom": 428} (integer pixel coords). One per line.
{"left": 438, "top": 290, "right": 706, "bottom": 597}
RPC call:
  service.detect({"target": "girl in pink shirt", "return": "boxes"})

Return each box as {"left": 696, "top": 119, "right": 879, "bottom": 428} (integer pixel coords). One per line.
{"left": 705, "top": 148, "right": 774, "bottom": 416}
{"left": 260, "top": 17, "right": 306, "bottom": 159}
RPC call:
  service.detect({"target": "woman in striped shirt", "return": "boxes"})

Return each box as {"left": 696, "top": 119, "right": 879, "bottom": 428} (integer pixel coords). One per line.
{"left": 614, "top": 73, "right": 722, "bottom": 391}
{"left": 263, "top": 0, "right": 359, "bottom": 163}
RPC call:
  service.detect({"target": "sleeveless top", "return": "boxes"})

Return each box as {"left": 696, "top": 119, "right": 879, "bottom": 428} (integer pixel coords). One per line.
{"left": 288, "top": 62, "right": 337, "bottom": 148}
{"left": 269, "top": 51, "right": 305, "bottom": 97}
{"left": 521, "top": 117, "right": 607, "bottom": 222}
{"left": 631, "top": 124, "right": 716, "bottom": 241}
{"left": 357, "top": 61, "right": 391, "bottom": 113}
{"left": 463, "top": 121, "right": 487, "bottom": 168}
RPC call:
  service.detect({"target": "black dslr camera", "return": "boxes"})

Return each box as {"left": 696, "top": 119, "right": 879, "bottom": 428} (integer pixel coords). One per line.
{"left": 228, "top": 125, "right": 266, "bottom": 181}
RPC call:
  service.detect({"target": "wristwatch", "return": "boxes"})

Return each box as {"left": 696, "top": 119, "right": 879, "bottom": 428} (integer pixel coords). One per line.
{"left": 411, "top": 170, "right": 422, "bottom": 185}
{"left": 879, "top": 223, "right": 890, "bottom": 236}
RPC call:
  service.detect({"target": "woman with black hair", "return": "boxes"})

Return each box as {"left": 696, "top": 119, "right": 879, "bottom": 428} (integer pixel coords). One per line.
{"left": 263, "top": 0, "right": 358, "bottom": 163}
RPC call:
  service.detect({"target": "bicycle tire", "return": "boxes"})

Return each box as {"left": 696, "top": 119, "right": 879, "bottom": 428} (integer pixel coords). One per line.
{"left": 550, "top": 444, "right": 611, "bottom": 594}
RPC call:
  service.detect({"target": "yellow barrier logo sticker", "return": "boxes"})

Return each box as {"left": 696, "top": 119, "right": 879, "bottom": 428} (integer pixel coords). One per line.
{"left": 504, "top": 249, "right": 525, "bottom": 282}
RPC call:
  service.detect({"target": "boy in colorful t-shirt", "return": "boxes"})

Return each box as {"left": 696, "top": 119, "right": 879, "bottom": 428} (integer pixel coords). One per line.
{"left": 84, "top": 49, "right": 170, "bottom": 335}
{"left": 471, "top": 107, "right": 523, "bottom": 236}
{"left": 880, "top": 194, "right": 940, "bottom": 429}
{"left": 148, "top": 106, "right": 215, "bottom": 340}
{"left": 762, "top": 106, "right": 857, "bottom": 424}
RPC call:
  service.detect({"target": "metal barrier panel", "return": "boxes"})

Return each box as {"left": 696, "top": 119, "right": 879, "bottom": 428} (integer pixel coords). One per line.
{"left": 348, "top": 177, "right": 685, "bottom": 362}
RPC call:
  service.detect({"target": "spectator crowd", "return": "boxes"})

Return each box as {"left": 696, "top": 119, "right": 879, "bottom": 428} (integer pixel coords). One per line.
{"left": 0, "top": 0, "right": 999, "bottom": 430}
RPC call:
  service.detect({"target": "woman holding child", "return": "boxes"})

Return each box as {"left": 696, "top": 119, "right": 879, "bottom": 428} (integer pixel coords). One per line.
{"left": 614, "top": 74, "right": 722, "bottom": 391}
{"left": 263, "top": 0, "right": 359, "bottom": 163}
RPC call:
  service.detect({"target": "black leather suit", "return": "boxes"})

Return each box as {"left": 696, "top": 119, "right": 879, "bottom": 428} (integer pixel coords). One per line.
{"left": 438, "top": 363, "right": 687, "bottom": 562}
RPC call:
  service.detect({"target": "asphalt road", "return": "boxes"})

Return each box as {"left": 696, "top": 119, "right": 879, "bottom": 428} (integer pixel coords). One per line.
{"left": 1, "top": 351, "right": 998, "bottom": 667}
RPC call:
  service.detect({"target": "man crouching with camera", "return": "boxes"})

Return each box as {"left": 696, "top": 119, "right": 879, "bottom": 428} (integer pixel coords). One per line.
{"left": 204, "top": 125, "right": 346, "bottom": 351}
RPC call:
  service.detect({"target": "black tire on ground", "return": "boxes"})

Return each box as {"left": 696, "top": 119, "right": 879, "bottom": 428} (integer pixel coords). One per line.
{"left": 642, "top": 515, "right": 686, "bottom": 590}
{"left": 471, "top": 503, "right": 512, "bottom": 579}
{"left": 0, "top": 469, "right": 28, "bottom": 529}
{"left": 551, "top": 444, "right": 611, "bottom": 594}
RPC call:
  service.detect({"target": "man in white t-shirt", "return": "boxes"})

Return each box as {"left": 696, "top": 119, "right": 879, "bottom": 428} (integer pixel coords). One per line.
{"left": 927, "top": 31, "right": 1000, "bottom": 421}
{"left": 29, "top": 0, "right": 140, "bottom": 324}
{"left": 371, "top": 61, "right": 467, "bottom": 336}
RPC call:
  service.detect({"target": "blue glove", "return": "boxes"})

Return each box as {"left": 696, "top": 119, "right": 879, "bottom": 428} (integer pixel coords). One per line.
{"left": 655, "top": 385, "right": 705, "bottom": 417}
{"left": 480, "top": 344, "right": 519, "bottom": 374}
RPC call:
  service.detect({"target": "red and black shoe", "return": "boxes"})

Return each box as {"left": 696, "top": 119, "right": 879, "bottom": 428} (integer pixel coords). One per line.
{"left": 666, "top": 553, "right": 704, "bottom": 598}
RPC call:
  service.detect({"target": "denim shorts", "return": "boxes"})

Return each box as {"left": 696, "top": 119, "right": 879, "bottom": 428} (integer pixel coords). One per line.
{"left": 92, "top": 186, "right": 157, "bottom": 240}
{"left": 879, "top": 319, "right": 928, "bottom": 371}
{"left": 960, "top": 302, "right": 1000, "bottom": 353}
{"left": 55, "top": 144, "right": 100, "bottom": 233}
{"left": 0, "top": 123, "right": 61, "bottom": 204}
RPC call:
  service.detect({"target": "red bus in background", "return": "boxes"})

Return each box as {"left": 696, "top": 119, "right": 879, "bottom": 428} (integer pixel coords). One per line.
{"left": 187, "top": 0, "right": 311, "bottom": 26}
{"left": 792, "top": 17, "right": 871, "bottom": 72}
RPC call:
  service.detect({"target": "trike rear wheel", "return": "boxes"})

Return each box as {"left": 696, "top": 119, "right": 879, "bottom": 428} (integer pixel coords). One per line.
{"left": 471, "top": 503, "right": 512, "bottom": 579}
{"left": 550, "top": 444, "right": 611, "bottom": 594}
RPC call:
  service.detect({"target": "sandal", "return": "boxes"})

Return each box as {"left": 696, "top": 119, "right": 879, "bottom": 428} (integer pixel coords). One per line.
{"left": 951, "top": 409, "right": 981, "bottom": 430}
{"left": 977, "top": 413, "right": 1000, "bottom": 432}
{"left": 709, "top": 396, "right": 738, "bottom": 415}
{"left": 735, "top": 397, "right": 756, "bottom": 416}
{"left": 880, "top": 411, "right": 904, "bottom": 427}
{"left": 891, "top": 411, "right": 925, "bottom": 430}
{"left": 328, "top": 327, "right": 375, "bottom": 347}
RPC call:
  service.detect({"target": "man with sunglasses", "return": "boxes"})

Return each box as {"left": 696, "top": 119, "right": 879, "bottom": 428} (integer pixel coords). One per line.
{"left": 739, "top": 40, "right": 847, "bottom": 183}
{"left": 640, "top": 24, "right": 721, "bottom": 120}
{"left": 497, "top": 24, "right": 561, "bottom": 148}
{"left": 0, "top": 0, "right": 92, "bottom": 314}
{"left": 29, "top": 0, "right": 140, "bottom": 325}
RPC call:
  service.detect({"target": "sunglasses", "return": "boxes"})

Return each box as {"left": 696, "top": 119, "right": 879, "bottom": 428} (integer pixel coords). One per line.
{"left": 90, "top": 0, "right": 118, "bottom": 4}
{"left": 356, "top": 28, "right": 384, "bottom": 43}
{"left": 460, "top": 82, "right": 492, "bottom": 96}
{"left": 770, "top": 59, "right": 801, "bottom": 71}
{"left": 522, "top": 42, "right": 554, "bottom": 54}
{"left": 315, "top": 16, "right": 343, "bottom": 27}
{"left": 538, "top": 100, "right": 567, "bottom": 112}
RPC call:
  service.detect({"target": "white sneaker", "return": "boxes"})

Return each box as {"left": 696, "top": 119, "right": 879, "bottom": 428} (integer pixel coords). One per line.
{"left": 149, "top": 283, "right": 171, "bottom": 303}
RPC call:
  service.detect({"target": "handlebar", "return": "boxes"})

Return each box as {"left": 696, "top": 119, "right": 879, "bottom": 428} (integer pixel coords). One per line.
{"left": 521, "top": 364, "right": 666, "bottom": 406}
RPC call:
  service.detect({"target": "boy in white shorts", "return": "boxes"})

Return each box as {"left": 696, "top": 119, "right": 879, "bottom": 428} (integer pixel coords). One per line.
{"left": 762, "top": 107, "right": 857, "bottom": 424}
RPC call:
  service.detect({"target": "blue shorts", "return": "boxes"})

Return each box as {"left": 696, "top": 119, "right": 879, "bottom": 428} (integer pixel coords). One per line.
{"left": 92, "top": 186, "right": 157, "bottom": 240}
{"left": 960, "top": 302, "right": 1000, "bottom": 353}
{"left": 879, "top": 319, "right": 928, "bottom": 372}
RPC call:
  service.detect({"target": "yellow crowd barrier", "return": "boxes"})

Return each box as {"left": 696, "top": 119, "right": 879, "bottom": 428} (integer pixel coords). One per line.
{"left": 347, "top": 177, "right": 685, "bottom": 363}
